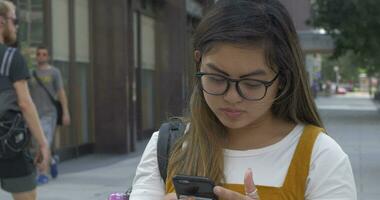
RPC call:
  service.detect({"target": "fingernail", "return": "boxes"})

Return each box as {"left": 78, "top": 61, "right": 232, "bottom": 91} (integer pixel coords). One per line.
{"left": 245, "top": 168, "right": 252, "bottom": 177}
{"left": 213, "top": 186, "right": 221, "bottom": 194}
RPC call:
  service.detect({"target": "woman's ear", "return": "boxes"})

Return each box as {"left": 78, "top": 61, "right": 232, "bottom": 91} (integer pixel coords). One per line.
{"left": 194, "top": 50, "right": 201, "bottom": 63}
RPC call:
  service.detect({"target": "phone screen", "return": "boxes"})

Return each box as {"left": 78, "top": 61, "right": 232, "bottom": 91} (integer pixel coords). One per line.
{"left": 172, "top": 175, "right": 217, "bottom": 200}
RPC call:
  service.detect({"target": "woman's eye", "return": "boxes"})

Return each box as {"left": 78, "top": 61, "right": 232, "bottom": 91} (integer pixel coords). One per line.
{"left": 243, "top": 81, "right": 262, "bottom": 89}
{"left": 208, "top": 76, "right": 225, "bottom": 82}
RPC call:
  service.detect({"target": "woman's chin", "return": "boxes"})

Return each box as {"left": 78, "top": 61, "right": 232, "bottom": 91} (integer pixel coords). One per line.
{"left": 218, "top": 117, "right": 250, "bottom": 130}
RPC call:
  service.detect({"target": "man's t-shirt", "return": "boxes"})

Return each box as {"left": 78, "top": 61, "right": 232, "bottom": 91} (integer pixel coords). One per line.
{"left": 0, "top": 44, "right": 30, "bottom": 115}
{"left": 0, "top": 44, "right": 35, "bottom": 178}
{"left": 29, "top": 66, "right": 63, "bottom": 116}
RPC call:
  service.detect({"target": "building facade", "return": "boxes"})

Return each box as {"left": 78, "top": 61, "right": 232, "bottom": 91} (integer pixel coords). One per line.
{"left": 12, "top": 0, "right": 212, "bottom": 159}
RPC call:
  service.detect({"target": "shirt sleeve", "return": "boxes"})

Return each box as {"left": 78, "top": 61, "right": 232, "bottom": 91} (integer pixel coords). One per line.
{"left": 306, "top": 133, "right": 357, "bottom": 200}
{"left": 8, "top": 49, "right": 30, "bottom": 82}
{"left": 129, "top": 131, "right": 166, "bottom": 200}
{"left": 53, "top": 67, "right": 64, "bottom": 91}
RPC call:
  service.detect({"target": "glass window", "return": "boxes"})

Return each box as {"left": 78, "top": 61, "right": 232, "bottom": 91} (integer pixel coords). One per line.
{"left": 74, "top": 0, "right": 90, "bottom": 144}
{"left": 52, "top": 0, "right": 69, "bottom": 61}
{"left": 75, "top": 0, "right": 89, "bottom": 63}
{"left": 140, "top": 15, "right": 156, "bottom": 130}
{"left": 17, "top": 0, "right": 44, "bottom": 46}
{"left": 17, "top": 0, "right": 44, "bottom": 69}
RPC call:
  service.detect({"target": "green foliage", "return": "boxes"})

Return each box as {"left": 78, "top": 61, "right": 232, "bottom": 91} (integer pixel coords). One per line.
{"left": 19, "top": 42, "right": 36, "bottom": 70}
{"left": 321, "top": 51, "right": 361, "bottom": 83}
{"left": 310, "top": 0, "right": 380, "bottom": 73}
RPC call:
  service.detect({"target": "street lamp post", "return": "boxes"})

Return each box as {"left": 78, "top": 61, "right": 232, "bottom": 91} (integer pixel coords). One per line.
{"left": 334, "top": 66, "right": 339, "bottom": 93}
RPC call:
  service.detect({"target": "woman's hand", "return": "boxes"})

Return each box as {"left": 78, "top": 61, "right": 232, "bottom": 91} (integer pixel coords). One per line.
{"left": 214, "top": 168, "right": 260, "bottom": 200}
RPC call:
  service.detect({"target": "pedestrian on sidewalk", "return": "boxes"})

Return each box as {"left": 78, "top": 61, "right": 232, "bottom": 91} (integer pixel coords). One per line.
{"left": 29, "top": 45, "right": 70, "bottom": 185}
{"left": 0, "top": 1, "right": 50, "bottom": 199}
{"left": 130, "top": 0, "right": 357, "bottom": 200}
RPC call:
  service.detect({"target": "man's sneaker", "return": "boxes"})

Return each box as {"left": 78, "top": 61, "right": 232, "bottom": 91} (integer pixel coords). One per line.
{"left": 50, "top": 157, "right": 58, "bottom": 178}
{"left": 36, "top": 174, "right": 49, "bottom": 185}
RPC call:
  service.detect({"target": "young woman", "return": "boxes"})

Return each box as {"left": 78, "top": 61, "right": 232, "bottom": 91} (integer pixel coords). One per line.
{"left": 130, "top": 0, "right": 356, "bottom": 199}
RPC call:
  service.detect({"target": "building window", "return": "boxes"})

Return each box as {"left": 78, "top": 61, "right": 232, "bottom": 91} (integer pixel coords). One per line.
{"left": 16, "top": 0, "right": 44, "bottom": 69}
{"left": 52, "top": 0, "right": 69, "bottom": 61}
{"left": 17, "top": 0, "right": 44, "bottom": 47}
{"left": 140, "top": 15, "right": 156, "bottom": 130}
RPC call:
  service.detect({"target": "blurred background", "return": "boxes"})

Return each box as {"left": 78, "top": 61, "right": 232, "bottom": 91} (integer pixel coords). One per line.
{"left": 1, "top": 0, "right": 379, "bottom": 199}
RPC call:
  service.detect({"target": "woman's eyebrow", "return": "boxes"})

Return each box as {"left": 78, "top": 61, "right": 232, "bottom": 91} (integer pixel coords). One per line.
{"left": 205, "top": 63, "right": 229, "bottom": 76}
{"left": 206, "top": 63, "right": 267, "bottom": 78}
{"left": 239, "top": 69, "right": 267, "bottom": 78}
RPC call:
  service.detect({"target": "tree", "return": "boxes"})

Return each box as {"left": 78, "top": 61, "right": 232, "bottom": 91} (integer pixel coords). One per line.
{"left": 309, "top": 0, "right": 380, "bottom": 74}
{"left": 321, "top": 51, "right": 363, "bottom": 83}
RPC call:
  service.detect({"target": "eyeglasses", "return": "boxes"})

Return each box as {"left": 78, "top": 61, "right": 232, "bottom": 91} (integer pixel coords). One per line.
{"left": 37, "top": 52, "right": 48, "bottom": 56}
{"left": 5, "top": 17, "right": 18, "bottom": 26}
{"left": 195, "top": 72, "right": 279, "bottom": 101}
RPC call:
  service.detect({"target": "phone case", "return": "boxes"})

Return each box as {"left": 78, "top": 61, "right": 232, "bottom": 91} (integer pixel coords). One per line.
{"left": 172, "top": 175, "right": 218, "bottom": 200}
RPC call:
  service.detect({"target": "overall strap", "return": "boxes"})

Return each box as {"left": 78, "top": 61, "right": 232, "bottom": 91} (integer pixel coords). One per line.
{"left": 282, "top": 125, "right": 324, "bottom": 198}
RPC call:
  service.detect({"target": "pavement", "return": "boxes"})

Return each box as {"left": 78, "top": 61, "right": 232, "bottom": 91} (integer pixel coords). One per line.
{"left": 0, "top": 91, "right": 379, "bottom": 200}
{"left": 316, "top": 92, "right": 380, "bottom": 111}
{"left": 0, "top": 140, "right": 149, "bottom": 200}
{"left": 316, "top": 92, "right": 380, "bottom": 200}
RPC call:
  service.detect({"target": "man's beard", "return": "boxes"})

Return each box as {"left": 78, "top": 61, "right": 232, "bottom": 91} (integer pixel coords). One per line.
{"left": 3, "top": 26, "right": 16, "bottom": 45}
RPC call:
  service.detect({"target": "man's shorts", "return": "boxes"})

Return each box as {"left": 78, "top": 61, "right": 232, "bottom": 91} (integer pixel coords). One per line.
{"left": 40, "top": 114, "right": 57, "bottom": 147}
{"left": 0, "top": 151, "right": 36, "bottom": 193}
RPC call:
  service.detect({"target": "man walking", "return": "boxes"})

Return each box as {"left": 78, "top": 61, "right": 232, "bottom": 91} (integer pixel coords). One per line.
{"left": 0, "top": 1, "right": 50, "bottom": 199}
{"left": 29, "top": 45, "right": 70, "bottom": 184}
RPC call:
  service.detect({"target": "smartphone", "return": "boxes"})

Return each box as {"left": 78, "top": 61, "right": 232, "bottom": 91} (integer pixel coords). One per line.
{"left": 172, "top": 175, "right": 218, "bottom": 200}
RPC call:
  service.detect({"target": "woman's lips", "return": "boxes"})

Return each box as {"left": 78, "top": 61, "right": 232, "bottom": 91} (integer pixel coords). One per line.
{"left": 220, "top": 108, "right": 244, "bottom": 118}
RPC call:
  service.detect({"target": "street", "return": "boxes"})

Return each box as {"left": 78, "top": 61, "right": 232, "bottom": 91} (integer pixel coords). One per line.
{"left": 0, "top": 93, "right": 379, "bottom": 200}
{"left": 316, "top": 93, "right": 380, "bottom": 200}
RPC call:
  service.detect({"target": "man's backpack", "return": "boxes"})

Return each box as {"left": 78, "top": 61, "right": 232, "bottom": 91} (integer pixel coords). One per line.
{"left": 119, "top": 120, "right": 186, "bottom": 199}
{"left": 0, "top": 110, "right": 30, "bottom": 159}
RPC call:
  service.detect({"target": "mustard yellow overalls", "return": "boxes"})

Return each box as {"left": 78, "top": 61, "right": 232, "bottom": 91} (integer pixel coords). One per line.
{"left": 166, "top": 125, "right": 323, "bottom": 200}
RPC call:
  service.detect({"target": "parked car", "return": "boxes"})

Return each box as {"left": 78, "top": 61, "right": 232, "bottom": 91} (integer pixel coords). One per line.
{"left": 341, "top": 83, "right": 354, "bottom": 92}
{"left": 336, "top": 87, "right": 347, "bottom": 94}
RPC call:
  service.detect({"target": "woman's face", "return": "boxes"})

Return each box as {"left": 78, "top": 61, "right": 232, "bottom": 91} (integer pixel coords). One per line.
{"left": 199, "top": 43, "right": 279, "bottom": 130}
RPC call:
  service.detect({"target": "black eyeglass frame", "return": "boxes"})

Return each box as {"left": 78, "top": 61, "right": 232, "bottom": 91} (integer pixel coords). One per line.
{"left": 195, "top": 72, "right": 280, "bottom": 101}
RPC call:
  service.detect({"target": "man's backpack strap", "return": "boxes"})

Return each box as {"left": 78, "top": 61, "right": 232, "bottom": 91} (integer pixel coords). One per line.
{"left": 0, "top": 47, "right": 16, "bottom": 77}
{"left": 157, "top": 120, "right": 186, "bottom": 183}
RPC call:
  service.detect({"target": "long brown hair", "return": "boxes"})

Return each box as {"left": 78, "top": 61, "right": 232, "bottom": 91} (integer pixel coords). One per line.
{"left": 167, "top": 0, "right": 323, "bottom": 185}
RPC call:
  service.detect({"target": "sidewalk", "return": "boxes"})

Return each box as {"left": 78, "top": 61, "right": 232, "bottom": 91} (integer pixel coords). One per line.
{"left": 316, "top": 93, "right": 380, "bottom": 199}
{"left": 316, "top": 92, "right": 380, "bottom": 112}
{"left": 0, "top": 140, "right": 149, "bottom": 200}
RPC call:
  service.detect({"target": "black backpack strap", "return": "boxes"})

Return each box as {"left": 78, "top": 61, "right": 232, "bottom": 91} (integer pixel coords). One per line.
{"left": 157, "top": 120, "right": 186, "bottom": 183}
